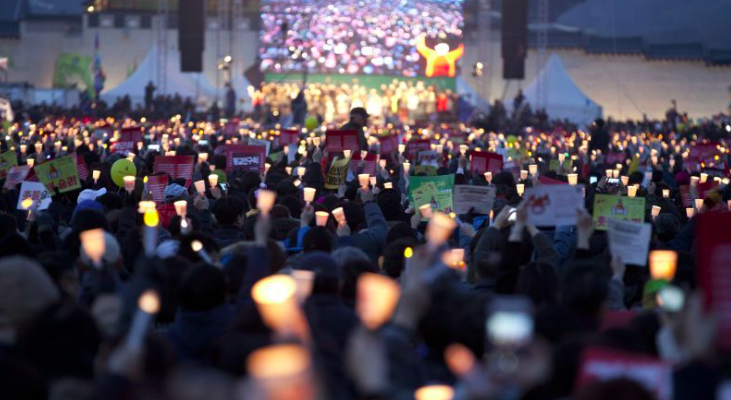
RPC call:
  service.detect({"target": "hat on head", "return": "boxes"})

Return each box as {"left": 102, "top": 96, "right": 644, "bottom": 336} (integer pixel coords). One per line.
{"left": 350, "top": 107, "right": 370, "bottom": 119}
{"left": 79, "top": 231, "right": 121, "bottom": 267}
{"left": 297, "top": 251, "right": 339, "bottom": 281}
{"left": 77, "top": 188, "right": 107, "bottom": 204}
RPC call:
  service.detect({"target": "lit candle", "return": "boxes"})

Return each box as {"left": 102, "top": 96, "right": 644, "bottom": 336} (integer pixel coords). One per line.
{"left": 695, "top": 198, "right": 704, "bottom": 210}
{"left": 27, "top": 158, "right": 34, "bottom": 167}
{"left": 369, "top": 176, "right": 377, "bottom": 187}
{"left": 257, "top": 189, "right": 277, "bottom": 215}
{"left": 529, "top": 164, "right": 538, "bottom": 175}
{"left": 690, "top": 176, "right": 699, "bottom": 187}
{"left": 484, "top": 171, "right": 492, "bottom": 183}
{"left": 191, "top": 240, "right": 213, "bottom": 264}
{"left": 356, "top": 272, "right": 400, "bottom": 330}
{"left": 208, "top": 173, "right": 219, "bottom": 188}
{"left": 459, "top": 144, "right": 468, "bottom": 155}
{"left": 265, "top": 163, "right": 271, "bottom": 173}
{"left": 516, "top": 183, "right": 525, "bottom": 196}
{"left": 315, "top": 211, "right": 329, "bottom": 226}
{"left": 379, "top": 159, "right": 387, "bottom": 169}
{"left": 415, "top": 385, "right": 454, "bottom": 400}
{"left": 649, "top": 250, "right": 677, "bottom": 281}
{"left": 93, "top": 170, "right": 101, "bottom": 184}
{"left": 285, "top": 166, "right": 293, "bottom": 175}
{"left": 332, "top": 207, "right": 346, "bottom": 225}
{"left": 292, "top": 270, "right": 315, "bottom": 302}
{"left": 194, "top": 180, "right": 206, "bottom": 197}
{"left": 620, "top": 176, "right": 629, "bottom": 186}
{"left": 520, "top": 170, "right": 528, "bottom": 180}
{"left": 398, "top": 144, "right": 405, "bottom": 155}
{"left": 651, "top": 205, "right": 661, "bottom": 218}
{"left": 627, "top": 185, "right": 638, "bottom": 198}
{"left": 126, "top": 290, "right": 160, "bottom": 350}
{"left": 605, "top": 169, "right": 612, "bottom": 178}
{"left": 686, "top": 207, "right": 694, "bottom": 218}
{"left": 80, "top": 228, "right": 105, "bottom": 269}
{"left": 137, "top": 200, "right": 155, "bottom": 214}
{"left": 567, "top": 174, "right": 578, "bottom": 186}
{"left": 297, "top": 166, "right": 306, "bottom": 178}
{"left": 20, "top": 144, "right": 26, "bottom": 154}
{"left": 447, "top": 248, "right": 465, "bottom": 270}
{"left": 174, "top": 200, "right": 187, "bottom": 217}
{"left": 403, "top": 162, "right": 410, "bottom": 174}
{"left": 251, "top": 275, "right": 302, "bottom": 334}
{"left": 358, "top": 174, "right": 370, "bottom": 189}
{"left": 426, "top": 212, "right": 457, "bottom": 247}
{"left": 384, "top": 182, "right": 393, "bottom": 189}
{"left": 728, "top": 200, "right": 731, "bottom": 212}
{"left": 123, "top": 175, "right": 136, "bottom": 193}
{"left": 246, "top": 344, "right": 312, "bottom": 394}
{"left": 303, "top": 187, "right": 316, "bottom": 205}
{"left": 143, "top": 209, "right": 158, "bottom": 257}
{"left": 199, "top": 152, "right": 208, "bottom": 163}
{"left": 700, "top": 173, "right": 708, "bottom": 183}
{"left": 612, "top": 169, "right": 620, "bottom": 179}
{"left": 558, "top": 153, "right": 566, "bottom": 164}
{"left": 662, "top": 189, "right": 670, "bottom": 198}
{"left": 343, "top": 149, "right": 352, "bottom": 159}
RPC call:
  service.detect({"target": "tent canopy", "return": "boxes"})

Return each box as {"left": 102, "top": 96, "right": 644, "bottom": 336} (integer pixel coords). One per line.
{"left": 520, "top": 54, "right": 602, "bottom": 125}
{"left": 102, "top": 45, "right": 217, "bottom": 105}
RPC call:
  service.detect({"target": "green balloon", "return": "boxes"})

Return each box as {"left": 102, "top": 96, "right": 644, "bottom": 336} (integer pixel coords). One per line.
{"left": 211, "top": 169, "right": 227, "bottom": 184}
{"left": 110, "top": 159, "right": 137, "bottom": 187}
{"left": 304, "top": 116, "right": 319, "bottom": 132}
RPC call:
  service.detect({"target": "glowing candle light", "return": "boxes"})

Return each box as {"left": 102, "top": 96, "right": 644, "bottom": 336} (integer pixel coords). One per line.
{"left": 93, "top": 170, "right": 101, "bottom": 184}
{"left": 419, "top": 204, "right": 433, "bottom": 219}
{"left": 398, "top": 144, "right": 405, "bottom": 155}
{"left": 403, "top": 162, "right": 410, "bottom": 174}
{"left": 292, "top": 270, "right": 315, "bottom": 302}
{"left": 620, "top": 176, "right": 629, "bottom": 186}
{"left": 208, "top": 173, "right": 219, "bottom": 188}
{"left": 315, "top": 211, "right": 329, "bottom": 226}
{"left": 649, "top": 250, "right": 678, "bottom": 281}
{"left": 297, "top": 166, "right": 306, "bottom": 178}
{"left": 695, "top": 198, "right": 704, "bottom": 211}
{"left": 426, "top": 212, "right": 457, "bottom": 247}
{"left": 484, "top": 171, "right": 492, "bottom": 183}
{"left": 126, "top": 290, "right": 160, "bottom": 350}
{"left": 343, "top": 149, "right": 352, "bottom": 159}
{"left": 257, "top": 189, "right": 277, "bottom": 216}
{"left": 379, "top": 159, "right": 387, "bottom": 169}
{"left": 516, "top": 183, "right": 525, "bottom": 196}
{"left": 686, "top": 207, "right": 694, "bottom": 218}
{"left": 143, "top": 209, "right": 159, "bottom": 256}
{"left": 123, "top": 175, "right": 136, "bottom": 193}
{"left": 690, "top": 176, "right": 699, "bottom": 187}
{"left": 651, "top": 205, "right": 661, "bottom": 218}
{"left": 700, "top": 173, "right": 708, "bottom": 183}
{"left": 27, "top": 158, "right": 34, "bottom": 167}
{"left": 528, "top": 164, "right": 538, "bottom": 175}
{"left": 567, "top": 174, "right": 578, "bottom": 186}
{"left": 174, "top": 200, "right": 187, "bottom": 217}
{"left": 605, "top": 169, "right": 612, "bottom": 178}
{"left": 194, "top": 180, "right": 206, "bottom": 197}
{"left": 358, "top": 174, "right": 370, "bottom": 189}
{"left": 80, "top": 228, "right": 105, "bottom": 269}
{"left": 286, "top": 166, "right": 293, "bottom": 175}
{"left": 303, "top": 187, "right": 316, "bottom": 205}
{"left": 415, "top": 385, "right": 454, "bottom": 400}
{"left": 662, "top": 189, "right": 670, "bottom": 198}
{"left": 251, "top": 275, "right": 301, "bottom": 333}
{"left": 356, "top": 272, "right": 400, "bottom": 330}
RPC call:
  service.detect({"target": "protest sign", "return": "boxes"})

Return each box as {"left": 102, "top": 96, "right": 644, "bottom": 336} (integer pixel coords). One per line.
{"left": 607, "top": 219, "right": 651, "bottom": 266}
{"left": 33, "top": 155, "right": 81, "bottom": 194}
{"left": 17, "top": 181, "right": 51, "bottom": 210}
{"left": 0, "top": 150, "right": 17, "bottom": 179}
{"left": 4, "top": 165, "right": 30, "bottom": 188}
{"left": 349, "top": 152, "right": 378, "bottom": 176}
{"left": 153, "top": 155, "right": 195, "bottom": 188}
{"left": 326, "top": 130, "right": 359, "bottom": 152}
{"left": 453, "top": 185, "right": 496, "bottom": 215}
{"left": 524, "top": 185, "right": 583, "bottom": 226}
{"left": 146, "top": 174, "right": 168, "bottom": 204}
{"left": 413, "top": 165, "right": 437, "bottom": 176}
{"left": 75, "top": 153, "right": 89, "bottom": 181}
{"left": 379, "top": 134, "right": 399, "bottom": 155}
{"left": 225, "top": 145, "right": 266, "bottom": 173}
{"left": 278, "top": 129, "right": 300, "bottom": 146}
{"left": 538, "top": 175, "right": 567, "bottom": 185}
{"left": 548, "top": 159, "right": 572, "bottom": 172}
{"left": 697, "top": 213, "right": 731, "bottom": 350}
{"left": 416, "top": 151, "right": 439, "bottom": 167}
{"left": 678, "top": 185, "right": 694, "bottom": 208}
{"left": 111, "top": 127, "right": 142, "bottom": 154}
{"left": 576, "top": 348, "right": 672, "bottom": 400}
{"left": 606, "top": 151, "right": 626, "bottom": 165}
{"left": 408, "top": 174, "right": 454, "bottom": 213}
{"left": 470, "top": 151, "right": 503, "bottom": 175}
{"left": 593, "top": 194, "right": 646, "bottom": 231}
{"left": 406, "top": 139, "right": 431, "bottom": 158}
{"left": 325, "top": 157, "right": 350, "bottom": 190}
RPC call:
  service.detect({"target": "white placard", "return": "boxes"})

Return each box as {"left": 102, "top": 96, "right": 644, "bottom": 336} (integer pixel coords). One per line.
{"left": 453, "top": 185, "right": 496, "bottom": 215}
{"left": 524, "top": 185, "right": 584, "bottom": 226}
{"left": 16, "top": 181, "right": 51, "bottom": 210}
{"left": 608, "top": 218, "right": 651, "bottom": 266}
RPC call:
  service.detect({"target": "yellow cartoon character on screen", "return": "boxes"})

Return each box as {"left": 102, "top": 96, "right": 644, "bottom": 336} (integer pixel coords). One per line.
{"left": 416, "top": 35, "right": 464, "bottom": 78}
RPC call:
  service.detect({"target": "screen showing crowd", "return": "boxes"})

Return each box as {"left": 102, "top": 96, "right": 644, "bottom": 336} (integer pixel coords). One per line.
{"left": 260, "top": 0, "right": 465, "bottom": 78}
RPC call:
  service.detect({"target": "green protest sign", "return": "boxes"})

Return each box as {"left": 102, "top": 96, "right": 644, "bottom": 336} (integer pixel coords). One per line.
{"left": 408, "top": 174, "right": 454, "bottom": 213}
{"left": 593, "top": 194, "right": 645, "bottom": 230}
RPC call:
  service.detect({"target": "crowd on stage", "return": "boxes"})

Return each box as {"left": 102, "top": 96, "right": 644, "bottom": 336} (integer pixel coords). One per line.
{"left": 0, "top": 102, "right": 729, "bottom": 400}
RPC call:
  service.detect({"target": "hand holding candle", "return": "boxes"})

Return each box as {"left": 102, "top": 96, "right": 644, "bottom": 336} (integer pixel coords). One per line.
{"left": 126, "top": 290, "right": 160, "bottom": 350}
{"left": 356, "top": 272, "right": 400, "bottom": 330}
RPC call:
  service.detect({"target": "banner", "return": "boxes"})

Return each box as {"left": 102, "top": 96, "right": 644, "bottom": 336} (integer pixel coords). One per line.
{"left": 111, "top": 127, "right": 142, "bottom": 154}
{"left": 4, "top": 165, "right": 30, "bottom": 188}
{"left": 147, "top": 174, "right": 168, "bottom": 205}
{"left": 349, "top": 152, "right": 378, "bottom": 176}
{"left": 453, "top": 185, "right": 495, "bottom": 215}
{"left": 607, "top": 219, "right": 651, "bottom": 266}
{"left": 408, "top": 174, "right": 454, "bottom": 213}
{"left": 248, "top": 137, "right": 271, "bottom": 156}
{"left": 17, "top": 181, "right": 51, "bottom": 210}
{"left": 379, "top": 134, "right": 399, "bottom": 155}
{"left": 593, "top": 194, "right": 646, "bottom": 231}
{"left": 470, "top": 151, "right": 503, "bottom": 175}
{"left": 33, "top": 155, "right": 81, "bottom": 194}
{"left": 416, "top": 151, "right": 439, "bottom": 167}
{"left": 325, "top": 130, "right": 359, "bottom": 152}
{"left": 153, "top": 156, "right": 195, "bottom": 188}
{"left": 697, "top": 213, "right": 731, "bottom": 350}
{"left": 324, "top": 157, "right": 350, "bottom": 189}
{"left": 414, "top": 165, "right": 437, "bottom": 176}
{"left": 576, "top": 348, "right": 672, "bottom": 400}
{"left": 225, "top": 145, "right": 266, "bottom": 173}
{"left": 524, "top": 185, "right": 583, "bottom": 226}
{"left": 0, "top": 150, "right": 18, "bottom": 179}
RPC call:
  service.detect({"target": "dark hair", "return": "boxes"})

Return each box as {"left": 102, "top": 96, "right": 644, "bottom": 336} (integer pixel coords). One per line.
{"left": 517, "top": 261, "right": 559, "bottom": 308}
{"left": 382, "top": 237, "right": 418, "bottom": 279}
{"left": 342, "top": 202, "right": 365, "bottom": 232}
{"left": 302, "top": 226, "right": 334, "bottom": 253}
{"left": 561, "top": 262, "right": 610, "bottom": 319}
{"left": 340, "top": 259, "right": 379, "bottom": 304}
{"left": 0, "top": 213, "right": 19, "bottom": 239}
{"left": 386, "top": 221, "right": 418, "bottom": 244}
{"left": 179, "top": 265, "right": 227, "bottom": 311}
{"left": 576, "top": 378, "right": 654, "bottom": 400}
{"left": 211, "top": 196, "right": 245, "bottom": 226}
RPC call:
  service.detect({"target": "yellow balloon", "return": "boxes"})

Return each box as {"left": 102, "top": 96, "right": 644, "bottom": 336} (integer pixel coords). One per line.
{"left": 111, "top": 159, "right": 137, "bottom": 187}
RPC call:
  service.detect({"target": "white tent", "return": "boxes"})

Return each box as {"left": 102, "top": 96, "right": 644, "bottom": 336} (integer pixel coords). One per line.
{"left": 521, "top": 54, "right": 602, "bottom": 125}
{"left": 102, "top": 45, "right": 217, "bottom": 106}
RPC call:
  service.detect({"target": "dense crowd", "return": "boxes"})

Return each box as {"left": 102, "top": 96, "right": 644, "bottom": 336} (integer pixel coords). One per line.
{"left": 0, "top": 106, "right": 729, "bottom": 400}
{"left": 260, "top": 0, "right": 463, "bottom": 76}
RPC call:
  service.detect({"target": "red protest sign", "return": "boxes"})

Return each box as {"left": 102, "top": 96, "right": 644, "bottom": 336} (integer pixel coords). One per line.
{"left": 153, "top": 156, "right": 195, "bottom": 188}
{"left": 279, "top": 129, "right": 300, "bottom": 146}
{"left": 111, "top": 127, "right": 142, "bottom": 154}
{"left": 576, "top": 348, "right": 672, "bottom": 400}
{"left": 75, "top": 153, "right": 89, "bottom": 181}
{"left": 146, "top": 174, "right": 168, "bottom": 205}
{"left": 325, "top": 130, "right": 359, "bottom": 152}
{"left": 406, "top": 139, "right": 430, "bottom": 158}
{"left": 225, "top": 145, "right": 266, "bottom": 173}
{"left": 470, "top": 151, "right": 503, "bottom": 175}
{"left": 678, "top": 185, "right": 694, "bottom": 207}
{"left": 697, "top": 212, "right": 731, "bottom": 350}
{"left": 605, "top": 151, "right": 626, "bottom": 165}
{"left": 349, "top": 152, "right": 379, "bottom": 176}
{"left": 379, "top": 135, "right": 399, "bottom": 155}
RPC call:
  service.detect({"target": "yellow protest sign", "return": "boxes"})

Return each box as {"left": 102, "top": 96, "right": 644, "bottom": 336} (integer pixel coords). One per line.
{"left": 0, "top": 150, "right": 18, "bottom": 179}
{"left": 325, "top": 157, "right": 350, "bottom": 189}
{"left": 33, "top": 155, "right": 81, "bottom": 194}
